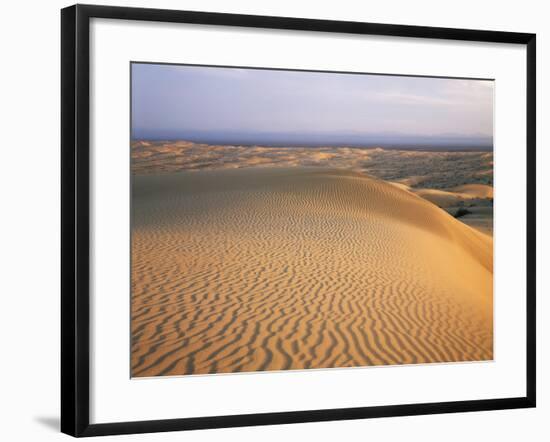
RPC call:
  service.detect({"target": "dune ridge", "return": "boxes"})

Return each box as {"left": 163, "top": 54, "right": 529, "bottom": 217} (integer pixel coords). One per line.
{"left": 388, "top": 181, "right": 493, "bottom": 236}
{"left": 131, "top": 167, "right": 493, "bottom": 377}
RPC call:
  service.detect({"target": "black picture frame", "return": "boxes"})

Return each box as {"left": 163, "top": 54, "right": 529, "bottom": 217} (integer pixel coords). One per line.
{"left": 61, "top": 4, "right": 536, "bottom": 437}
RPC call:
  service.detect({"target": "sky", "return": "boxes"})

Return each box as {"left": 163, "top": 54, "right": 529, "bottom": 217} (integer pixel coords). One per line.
{"left": 131, "top": 63, "right": 494, "bottom": 149}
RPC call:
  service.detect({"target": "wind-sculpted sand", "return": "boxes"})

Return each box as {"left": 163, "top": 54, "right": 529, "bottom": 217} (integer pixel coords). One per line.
{"left": 389, "top": 182, "right": 494, "bottom": 235}
{"left": 132, "top": 141, "right": 493, "bottom": 235}
{"left": 131, "top": 167, "right": 493, "bottom": 377}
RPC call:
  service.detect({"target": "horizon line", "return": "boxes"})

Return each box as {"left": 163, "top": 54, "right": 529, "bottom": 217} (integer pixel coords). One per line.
{"left": 131, "top": 138, "right": 493, "bottom": 152}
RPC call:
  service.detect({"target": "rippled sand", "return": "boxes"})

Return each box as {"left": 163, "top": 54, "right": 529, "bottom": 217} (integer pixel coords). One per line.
{"left": 131, "top": 167, "right": 493, "bottom": 377}
{"left": 131, "top": 141, "right": 494, "bottom": 235}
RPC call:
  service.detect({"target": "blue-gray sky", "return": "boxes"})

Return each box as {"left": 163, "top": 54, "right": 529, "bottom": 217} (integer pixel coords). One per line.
{"left": 131, "top": 63, "right": 493, "bottom": 148}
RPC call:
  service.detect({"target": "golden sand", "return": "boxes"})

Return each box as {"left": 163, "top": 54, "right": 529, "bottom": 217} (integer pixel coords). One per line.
{"left": 131, "top": 167, "right": 493, "bottom": 377}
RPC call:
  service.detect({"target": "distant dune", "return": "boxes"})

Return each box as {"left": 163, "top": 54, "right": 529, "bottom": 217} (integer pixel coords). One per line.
{"left": 451, "top": 184, "right": 494, "bottom": 199}
{"left": 406, "top": 184, "right": 493, "bottom": 207}
{"left": 388, "top": 181, "right": 493, "bottom": 236}
{"left": 131, "top": 167, "right": 493, "bottom": 377}
{"left": 412, "top": 187, "right": 492, "bottom": 208}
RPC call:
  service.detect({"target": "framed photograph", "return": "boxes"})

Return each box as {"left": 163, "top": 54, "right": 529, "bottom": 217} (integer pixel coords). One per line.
{"left": 61, "top": 4, "right": 536, "bottom": 437}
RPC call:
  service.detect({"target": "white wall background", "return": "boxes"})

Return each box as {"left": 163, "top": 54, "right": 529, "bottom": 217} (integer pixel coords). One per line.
{"left": 0, "top": 0, "right": 546, "bottom": 440}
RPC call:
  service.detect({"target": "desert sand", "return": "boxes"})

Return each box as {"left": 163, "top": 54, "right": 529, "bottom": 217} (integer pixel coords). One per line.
{"left": 132, "top": 141, "right": 494, "bottom": 236}
{"left": 389, "top": 182, "right": 494, "bottom": 236}
{"left": 131, "top": 167, "right": 493, "bottom": 377}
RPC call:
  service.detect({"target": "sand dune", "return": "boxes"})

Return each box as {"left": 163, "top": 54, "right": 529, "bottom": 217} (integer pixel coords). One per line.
{"left": 131, "top": 140, "right": 493, "bottom": 234}
{"left": 388, "top": 181, "right": 493, "bottom": 236}
{"left": 131, "top": 167, "right": 493, "bottom": 377}
{"left": 450, "top": 184, "right": 493, "bottom": 199}
{"left": 131, "top": 141, "right": 373, "bottom": 175}
{"left": 131, "top": 141, "right": 493, "bottom": 189}
{"left": 412, "top": 188, "right": 465, "bottom": 208}
{"left": 413, "top": 185, "right": 493, "bottom": 208}
{"left": 389, "top": 182, "right": 493, "bottom": 208}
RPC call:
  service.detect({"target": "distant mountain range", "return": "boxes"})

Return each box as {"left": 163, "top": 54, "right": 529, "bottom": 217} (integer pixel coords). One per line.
{"left": 131, "top": 130, "right": 493, "bottom": 151}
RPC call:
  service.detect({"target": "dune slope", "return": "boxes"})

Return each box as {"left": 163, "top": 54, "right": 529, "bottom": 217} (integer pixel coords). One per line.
{"left": 131, "top": 167, "right": 493, "bottom": 377}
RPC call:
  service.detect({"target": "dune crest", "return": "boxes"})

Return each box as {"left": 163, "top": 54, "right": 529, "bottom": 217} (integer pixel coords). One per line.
{"left": 131, "top": 167, "right": 493, "bottom": 377}
{"left": 450, "top": 184, "right": 493, "bottom": 199}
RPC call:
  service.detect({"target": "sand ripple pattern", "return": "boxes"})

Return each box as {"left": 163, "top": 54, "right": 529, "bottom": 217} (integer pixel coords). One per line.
{"left": 131, "top": 168, "right": 493, "bottom": 377}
